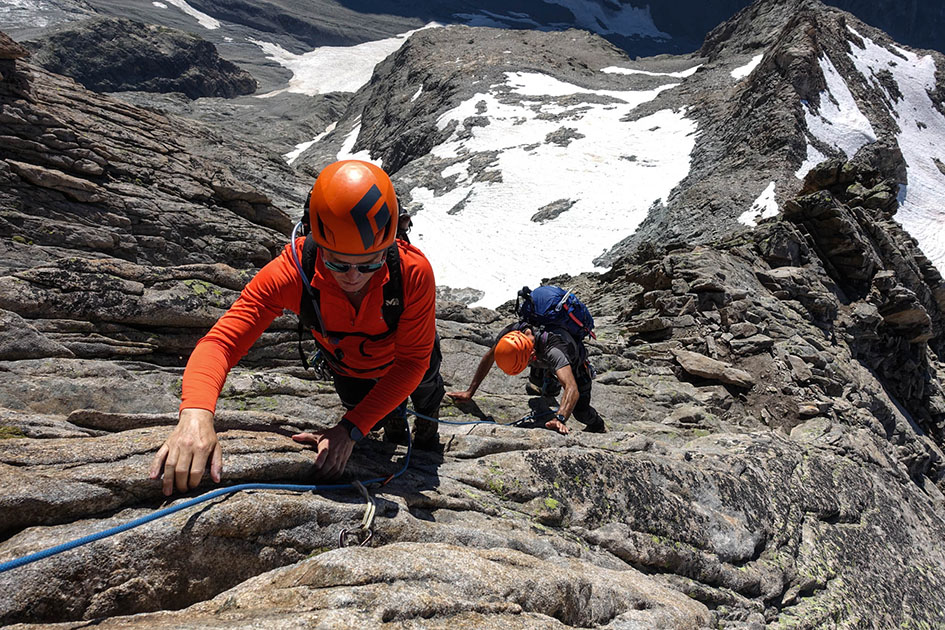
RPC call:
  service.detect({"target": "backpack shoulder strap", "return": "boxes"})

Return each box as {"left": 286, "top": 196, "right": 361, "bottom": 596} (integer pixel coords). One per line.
{"left": 380, "top": 243, "right": 404, "bottom": 331}
{"left": 297, "top": 234, "right": 326, "bottom": 369}
{"left": 515, "top": 286, "right": 532, "bottom": 318}
{"left": 298, "top": 234, "right": 321, "bottom": 332}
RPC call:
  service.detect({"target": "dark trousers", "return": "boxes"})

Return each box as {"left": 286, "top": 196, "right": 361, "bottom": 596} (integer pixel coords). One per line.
{"left": 572, "top": 363, "right": 602, "bottom": 427}
{"left": 529, "top": 361, "right": 602, "bottom": 428}
{"left": 332, "top": 334, "right": 444, "bottom": 435}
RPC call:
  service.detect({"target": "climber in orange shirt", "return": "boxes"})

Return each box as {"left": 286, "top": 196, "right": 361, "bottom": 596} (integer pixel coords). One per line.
{"left": 149, "top": 160, "right": 443, "bottom": 495}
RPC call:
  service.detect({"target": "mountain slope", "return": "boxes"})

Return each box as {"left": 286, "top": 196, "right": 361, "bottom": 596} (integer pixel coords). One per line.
{"left": 281, "top": 0, "right": 945, "bottom": 309}
{"left": 291, "top": 25, "right": 700, "bottom": 306}
{"left": 9, "top": 2, "right": 945, "bottom": 304}
{"left": 0, "top": 40, "right": 310, "bottom": 362}
{"left": 641, "top": 0, "right": 945, "bottom": 270}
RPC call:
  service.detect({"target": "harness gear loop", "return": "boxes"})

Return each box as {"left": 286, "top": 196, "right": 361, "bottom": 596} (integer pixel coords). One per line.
{"left": 339, "top": 480, "right": 376, "bottom": 547}
{"left": 306, "top": 349, "right": 333, "bottom": 381}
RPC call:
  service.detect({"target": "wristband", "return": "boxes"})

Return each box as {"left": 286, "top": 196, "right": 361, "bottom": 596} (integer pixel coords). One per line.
{"left": 555, "top": 414, "right": 566, "bottom": 423}
{"left": 338, "top": 417, "right": 364, "bottom": 442}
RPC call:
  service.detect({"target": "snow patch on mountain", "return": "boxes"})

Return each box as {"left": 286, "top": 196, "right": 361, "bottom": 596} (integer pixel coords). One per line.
{"left": 252, "top": 24, "right": 440, "bottom": 97}
{"left": 453, "top": 10, "right": 542, "bottom": 29}
{"left": 738, "top": 181, "right": 778, "bottom": 227}
{"left": 285, "top": 123, "right": 337, "bottom": 165}
{"left": 337, "top": 118, "right": 377, "bottom": 165}
{"left": 797, "top": 52, "right": 876, "bottom": 178}
{"left": 847, "top": 26, "right": 945, "bottom": 270}
{"left": 162, "top": 0, "right": 220, "bottom": 30}
{"left": 603, "top": 65, "right": 701, "bottom": 78}
{"left": 731, "top": 54, "right": 763, "bottom": 80}
{"left": 796, "top": 144, "right": 828, "bottom": 179}
{"left": 506, "top": 70, "right": 677, "bottom": 104}
{"left": 410, "top": 71, "right": 695, "bottom": 307}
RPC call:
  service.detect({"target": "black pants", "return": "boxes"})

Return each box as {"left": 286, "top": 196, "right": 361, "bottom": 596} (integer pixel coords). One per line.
{"left": 571, "top": 362, "right": 602, "bottom": 427}
{"left": 332, "top": 334, "right": 444, "bottom": 434}
{"left": 530, "top": 361, "right": 602, "bottom": 428}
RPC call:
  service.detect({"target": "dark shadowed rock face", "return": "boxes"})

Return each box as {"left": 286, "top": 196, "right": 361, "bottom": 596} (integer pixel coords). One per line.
{"left": 27, "top": 17, "right": 257, "bottom": 99}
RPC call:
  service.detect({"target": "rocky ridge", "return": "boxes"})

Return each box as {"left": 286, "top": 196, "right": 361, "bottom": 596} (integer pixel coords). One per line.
{"left": 2, "top": 140, "right": 945, "bottom": 627}
{"left": 26, "top": 17, "right": 257, "bottom": 99}
{"left": 23, "top": 0, "right": 945, "bottom": 64}
{"left": 617, "top": 0, "right": 945, "bottom": 265}
{"left": 2, "top": 4, "right": 945, "bottom": 630}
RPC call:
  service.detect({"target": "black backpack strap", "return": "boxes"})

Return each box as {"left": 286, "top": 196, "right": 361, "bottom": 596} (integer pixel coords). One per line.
{"left": 298, "top": 234, "right": 322, "bottom": 332}
{"left": 297, "top": 234, "right": 326, "bottom": 369}
{"left": 380, "top": 243, "right": 404, "bottom": 332}
{"left": 301, "top": 188, "right": 312, "bottom": 234}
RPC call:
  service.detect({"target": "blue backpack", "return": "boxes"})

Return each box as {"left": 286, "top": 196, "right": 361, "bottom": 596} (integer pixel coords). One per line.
{"left": 516, "top": 285, "right": 596, "bottom": 340}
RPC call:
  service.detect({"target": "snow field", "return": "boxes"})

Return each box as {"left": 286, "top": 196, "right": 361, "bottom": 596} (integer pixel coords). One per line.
{"left": 252, "top": 24, "right": 440, "bottom": 98}
{"left": 846, "top": 26, "right": 945, "bottom": 270}
{"left": 796, "top": 52, "right": 876, "bottom": 178}
{"left": 410, "top": 71, "right": 696, "bottom": 307}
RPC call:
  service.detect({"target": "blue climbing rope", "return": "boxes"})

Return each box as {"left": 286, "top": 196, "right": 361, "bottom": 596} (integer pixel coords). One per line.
{"left": 0, "top": 482, "right": 343, "bottom": 574}
{"left": 0, "top": 406, "right": 510, "bottom": 575}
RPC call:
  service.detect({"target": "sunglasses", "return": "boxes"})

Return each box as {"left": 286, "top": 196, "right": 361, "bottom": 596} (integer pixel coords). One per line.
{"left": 323, "top": 258, "right": 386, "bottom": 274}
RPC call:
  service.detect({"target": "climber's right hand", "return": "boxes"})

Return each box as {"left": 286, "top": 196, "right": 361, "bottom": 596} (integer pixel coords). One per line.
{"left": 149, "top": 408, "right": 221, "bottom": 496}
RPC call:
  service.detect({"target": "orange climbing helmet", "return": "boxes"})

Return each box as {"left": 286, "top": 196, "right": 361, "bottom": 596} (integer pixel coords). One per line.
{"left": 309, "top": 160, "right": 398, "bottom": 255}
{"left": 495, "top": 330, "right": 534, "bottom": 375}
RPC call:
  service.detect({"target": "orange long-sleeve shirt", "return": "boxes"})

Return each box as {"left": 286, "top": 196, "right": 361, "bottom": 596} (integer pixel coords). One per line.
{"left": 180, "top": 237, "right": 437, "bottom": 434}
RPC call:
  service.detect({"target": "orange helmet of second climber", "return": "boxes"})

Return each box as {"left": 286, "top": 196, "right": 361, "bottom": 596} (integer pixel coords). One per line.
{"left": 309, "top": 160, "right": 398, "bottom": 255}
{"left": 495, "top": 330, "right": 534, "bottom": 375}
